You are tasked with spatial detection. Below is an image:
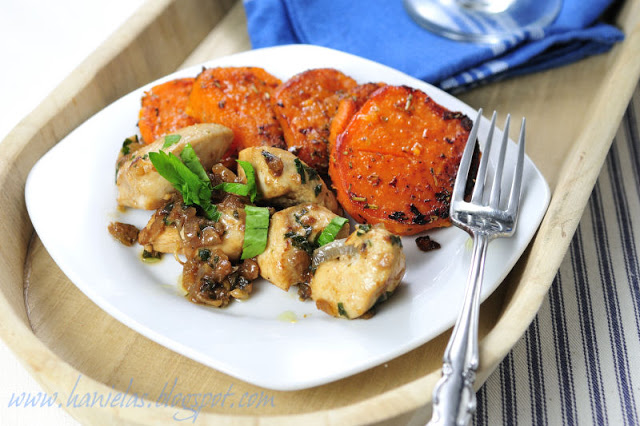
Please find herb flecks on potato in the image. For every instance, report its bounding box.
[138,78,199,145]
[331,85,473,236]
[272,68,358,174]
[186,67,285,168]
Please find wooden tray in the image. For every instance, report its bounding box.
[2,0,640,424]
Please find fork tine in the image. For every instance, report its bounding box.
[507,118,526,215]
[429,112,528,426]
[471,111,497,204]
[452,108,483,203]
[489,114,511,209]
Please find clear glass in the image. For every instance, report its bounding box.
[403,0,563,43]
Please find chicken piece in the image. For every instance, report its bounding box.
[138,194,246,261]
[116,123,233,210]
[196,196,245,261]
[311,224,405,319]
[256,203,349,292]
[238,146,339,214]
[139,218,181,253]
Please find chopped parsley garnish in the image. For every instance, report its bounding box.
[198,248,211,261]
[162,134,182,148]
[142,249,161,259]
[356,224,372,236]
[289,234,316,255]
[304,164,318,181]
[141,249,162,263]
[284,217,317,255]
[121,137,134,155]
[294,158,319,184]
[317,217,349,246]
[337,302,349,318]
[213,160,258,202]
[241,205,270,259]
[294,158,306,184]
[294,208,309,223]
[390,235,403,247]
[148,143,220,221]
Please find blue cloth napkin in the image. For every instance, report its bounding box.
[243,0,624,92]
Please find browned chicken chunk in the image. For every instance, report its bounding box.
[116,123,233,210]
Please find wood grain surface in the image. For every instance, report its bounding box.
[1,0,640,424]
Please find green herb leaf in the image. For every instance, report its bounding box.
[239,160,258,202]
[337,302,349,318]
[180,143,210,183]
[389,235,403,247]
[141,249,162,264]
[241,206,270,259]
[304,163,318,181]
[288,234,316,255]
[148,149,220,221]
[121,139,133,155]
[317,217,349,246]
[214,160,258,202]
[163,134,182,148]
[294,158,306,184]
[356,224,372,236]
[293,158,318,184]
[120,135,139,156]
[201,204,221,222]
[198,248,211,261]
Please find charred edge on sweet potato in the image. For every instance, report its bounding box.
[330,85,476,235]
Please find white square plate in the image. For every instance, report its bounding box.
[25,45,550,391]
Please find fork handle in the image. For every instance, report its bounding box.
[427,233,489,426]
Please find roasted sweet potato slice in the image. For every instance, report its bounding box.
[186,67,285,167]
[329,83,386,149]
[328,82,386,177]
[331,85,474,235]
[272,68,358,174]
[138,78,199,145]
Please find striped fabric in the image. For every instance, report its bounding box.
[473,82,640,425]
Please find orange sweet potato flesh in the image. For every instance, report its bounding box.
[138,78,199,144]
[272,68,358,174]
[186,67,285,166]
[329,82,386,168]
[331,85,474,235]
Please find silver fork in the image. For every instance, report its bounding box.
[427,109,526,426]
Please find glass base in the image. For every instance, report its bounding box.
[404,0,562,43]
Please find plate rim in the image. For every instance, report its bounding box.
[25,44,551,391]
